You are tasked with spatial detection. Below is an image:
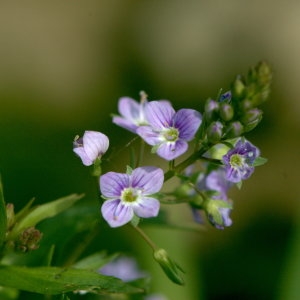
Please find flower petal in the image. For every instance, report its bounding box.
[118,97,141,122]
[73,147,93,166]
[136,126,162,146]
[101,199,134,227]
[144,101,175,129]
[83,131,109,161]
[173,109,202,141]
[131,167,164,194]
[112,116,138,133]
[156,140,188,160]
[133,197,160,218]
[100,172,130,198]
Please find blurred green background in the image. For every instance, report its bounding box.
[0,1,299,299]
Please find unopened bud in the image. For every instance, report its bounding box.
[207,121,223,143]
[153,249,185,285]
[232,76,246,99]
[241,108,263,132]
[219,103,234,121]
[204,99,219,121]
[224,121,244,138]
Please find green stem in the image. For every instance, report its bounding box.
[131,225,158,252]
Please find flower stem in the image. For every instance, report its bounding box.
[131,225,158,251]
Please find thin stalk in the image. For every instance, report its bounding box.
[131,225,158,252]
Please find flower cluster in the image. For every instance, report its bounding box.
[73,61,271,285]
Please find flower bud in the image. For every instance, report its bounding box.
[207,121,223,143]
[224,121,244,138]
[241,108,263,132]
[153,249,185,285]
[204,99,219,121]
[256,61,272,87]
[231,76,246,99]
[204,199,232,230]
[219,103,234,121]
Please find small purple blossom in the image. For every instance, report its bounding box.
[99,256,146,282]
[73,131,109,166]
[137,101,202,160]
[112,96,149,133]
[222,138,260,183]
[100,166,163,227]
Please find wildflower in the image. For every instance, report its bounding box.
[100,166,163,227]
[73,131,109,166]
[222,138,260,183]
[137,101,202,160]
[99,256,146,282]
[112,96,149,133]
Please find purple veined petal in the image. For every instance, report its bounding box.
[226,166,242,183]
[100,172,130,198]
[112,116,138,133]
[240,165,254,180]
[118,97,141,122]
[131,167,164,194]
[206,169,231,196]
[144,101,175,129]
[156,140,188,160]
[101,199,134,227]
[173,109,202,141]
[83,131,109,161]
[73,147,93,166]
[137,126,162,146]
[132,197,160,218]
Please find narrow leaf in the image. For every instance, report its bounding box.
[0,265,142,295]
[10,194,84,239]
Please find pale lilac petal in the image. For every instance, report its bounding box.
[174,109,202,141]
[73,147,93,166]
[118,97,141,122]
[83,131,109,161]
[101,199,134,227]
[156,140,188,160]
[133,197,160,218]
[100,172,130,198]
[112,116,138,133]
[131,167,164,194]
[144,101,175,129]
[136,126,162,146]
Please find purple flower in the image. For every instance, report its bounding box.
[100,166,163,227]
[112,97,149,133]
[99,256,146,282]
[73,131,109,166]
[222,138,260,183]
[137,101,202,160]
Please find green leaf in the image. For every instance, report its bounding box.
[0,265,143,295]
[0,177,7,247]
[10,194,84,239]
[73,252,119,271]
[252,156,268,167]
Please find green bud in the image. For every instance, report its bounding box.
[231,76,246,99]
[207,121,223,143]
[219,103,234,121]
[256,61,272,87]
[241,108,263,132]
[153,248,185,285]
[239,99,253,111]
[204,99,219,121]
[224,121,244,138]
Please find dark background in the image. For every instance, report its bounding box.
[0,1,299,299]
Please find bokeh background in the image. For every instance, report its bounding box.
[0,1,300,299]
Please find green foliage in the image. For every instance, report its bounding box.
[0,178,7,248]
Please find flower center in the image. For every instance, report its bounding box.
[230,154,244,168]
[162,127,179,142]
[121,188,139,203]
